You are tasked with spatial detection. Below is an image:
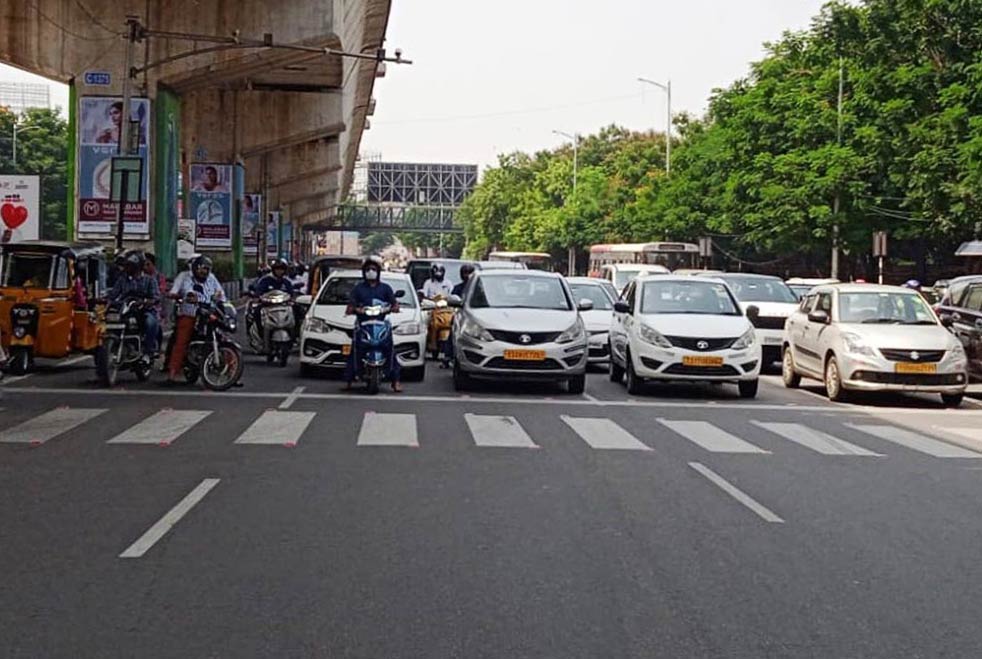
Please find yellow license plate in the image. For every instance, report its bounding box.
[342,345,352,356]
[504,349,546,361]
[895,362,936,374]
[682,355,724,367]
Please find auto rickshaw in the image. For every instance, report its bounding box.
[0,241,108,374]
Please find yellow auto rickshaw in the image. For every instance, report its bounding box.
[0,241,108,374]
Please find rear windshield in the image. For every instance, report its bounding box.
[719,276,798,303]
[569,283,613,310]
[409,261,477,290]
[316,277,416,308]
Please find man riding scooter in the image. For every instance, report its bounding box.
[344,258,402,393]
[106,250,161,366]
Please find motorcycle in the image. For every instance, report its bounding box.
[247,290,297,367]
[96,296,155,387]
[183,292,243,391]
[352,290,405,395]
[423,295,455,367]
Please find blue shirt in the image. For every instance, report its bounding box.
[349,281,398,310]
[254,274,295,296]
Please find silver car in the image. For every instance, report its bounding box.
[782,283,969,406]
[452,270,591,393]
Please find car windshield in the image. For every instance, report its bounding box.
[641,280,742,315]
[1,253,54,288]
[316,277,416,308]
[469,275,571,310]
[719,276,798,303]
[838,292,936,325]
[568,283,613,310]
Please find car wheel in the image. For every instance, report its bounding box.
[626,355,644,395]
[452,360,469,391]
[824,355,848,402]
[782,347,801,389]
[941,393,964,408]
[567,373,586,394]
[609,344,624,383]
[738,378,759,399]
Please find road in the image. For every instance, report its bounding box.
[4,333,982,658]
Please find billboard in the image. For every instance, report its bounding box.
[0,175,40,243]
[367,162,478,206]
[77,96,150,236]
[189,164,233,249]
[266,211,281,257]
[242,193,261,255]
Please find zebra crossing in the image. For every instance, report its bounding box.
[2,405,982,460]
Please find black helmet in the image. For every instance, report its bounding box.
[460,263,475,279]
[191,255,213,279]
[122,249,145,270]
[271,258,289,273]
[431,264,446,281]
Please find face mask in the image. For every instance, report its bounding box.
[365,270,379,282]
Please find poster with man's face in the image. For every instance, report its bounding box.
[242,194,261,255]
[189,164,233,249]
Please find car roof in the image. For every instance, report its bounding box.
[603,263,668,270]
[816,283,918,294]
[565,276,607,285]
[703,272,780,280]
[328,269,411,282]
[476,269,560,279]
[635,274,728,285]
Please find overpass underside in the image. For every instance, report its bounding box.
[0,0,391,273]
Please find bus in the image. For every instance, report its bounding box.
[588,242,700,274]
[487,251,553,270]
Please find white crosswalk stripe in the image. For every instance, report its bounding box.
[847,424,982,458]
[465,414,538,448]
[658,419,769,454]
[0,407,106,444]
[752,421,883,456]
[235,410,316,445]
[107,409,212,445]
[561,416,651,451]
[357,412,418,447]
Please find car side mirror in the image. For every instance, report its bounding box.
[295,295,312,306]
[746,305,760,322]
[808,309,830,324]
[420,299,436,310]
[614,301,631,314]
[974,317,982,331]
[395,289,406,299]
[577,298,594,312]
[448,295,463,308]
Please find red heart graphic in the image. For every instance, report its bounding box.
[1,203,28,230]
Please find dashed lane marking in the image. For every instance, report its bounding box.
[119,478,220,559]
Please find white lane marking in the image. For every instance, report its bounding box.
[465,414,538,448]
[279,386,306,410]
[561,416,651,451]
[0,407,106,444]
[932,427,982,452]
[235,410,316,445]
[752,421,883,456]
[107,409,211,445]
[658,419,769,454]
[582,392,600,402]
[689,462,784,524]
[357,412,418,447]
[119,478,220,559]
[847,424,982,458]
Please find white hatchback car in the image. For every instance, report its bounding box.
[609,276,762,397]
[782,283,969,406]
[298,270,427,381]
[566,277,616,365]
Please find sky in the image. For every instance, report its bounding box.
[1,0,831,168]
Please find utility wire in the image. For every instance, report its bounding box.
[72,0,120,35]
[25,0,120,41]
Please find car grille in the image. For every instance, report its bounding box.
[663,363,740,377]
[879,349,945,363]
[664,336,737,351]
[852,371,964,386]
[751,316,787,330]
[488,330,562,345]
[484,357,563,370]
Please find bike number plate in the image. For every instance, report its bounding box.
[104,324,126,330]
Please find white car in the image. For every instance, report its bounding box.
[700,273,799,366]
[298,270,427,381]
[567,277,616,365]
[599,263,669,295]
[609,275,762,397]
[782,283,969,406]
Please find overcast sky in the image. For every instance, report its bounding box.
[1,0,830,167]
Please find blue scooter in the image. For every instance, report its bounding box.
[352,290,405,395]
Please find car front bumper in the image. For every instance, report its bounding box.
[587,331,610,363]
[455,335,588,380]
[300,329,425,370]
[632,341,762,382]
[755,328,785,362]
[839,352,968,394]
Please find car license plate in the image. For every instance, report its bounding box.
[504,349,546,361]
[341,345,352,356]
[895,362,936,374]
[683,355,725,367]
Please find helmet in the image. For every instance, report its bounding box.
[271,258,289,273]
[122,249,145,270]
[903,279,921,289]
[293,262,306,275]
[191,255,213,280]
[431,264,446,281]
[460,263,476,279]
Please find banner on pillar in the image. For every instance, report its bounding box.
[177,219,196,260]
[77,96,151,237]
[0,175,41,243]
[189,164,233,249]
[266,211,281,257]
[242,194,261,255]
[282,221,293,259]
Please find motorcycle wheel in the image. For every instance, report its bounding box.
[365,365,381,395]
[201,345,243,391]
[7,347,33,376]
[98,338,120,387]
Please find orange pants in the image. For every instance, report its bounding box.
[167,316,196,378]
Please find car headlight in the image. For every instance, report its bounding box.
[303,316,331,334]
[841,332,875,357]
[394,321,422,335]
[556,318,586,344]
[461,319,494,342]
[949,340,966,358]
[731,327,756,350]
[639,323,673,348]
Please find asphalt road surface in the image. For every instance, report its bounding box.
[4,326,982,658]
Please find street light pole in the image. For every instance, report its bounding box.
[637,77,672,175]
[553,129,579,274]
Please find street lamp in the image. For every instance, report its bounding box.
[637,77,672,175]
[552,129,580,274]
[11,123,45,169]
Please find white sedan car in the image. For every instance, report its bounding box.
[298,270,427,381]
[567,277,616,365]
[782,283,968,406]
[609,275,762,397]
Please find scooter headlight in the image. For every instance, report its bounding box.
[13,326,27,338]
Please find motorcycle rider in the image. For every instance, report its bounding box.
[165,255,226,384]
[250,258,295,336]
[106,250,161,364]
[421,263,453,300]
[452,263,475,298]
[344,258,402,393]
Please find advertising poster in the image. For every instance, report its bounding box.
[266,211,281,257]
[189,164,233,249]
[0,175,41,243]
[281,221,293,260]
[177,219,196,260]
[78,96,150,236]
[242,194,261,256]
